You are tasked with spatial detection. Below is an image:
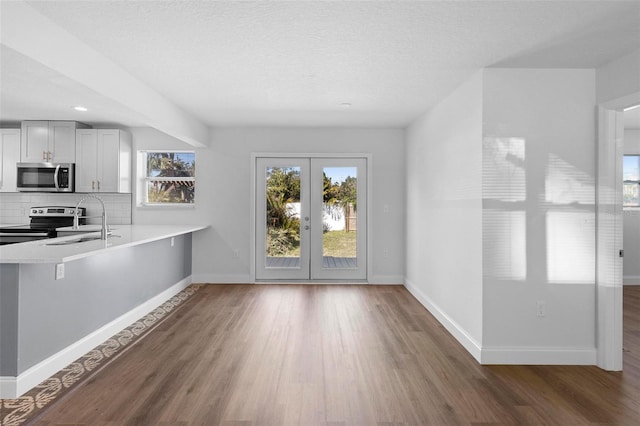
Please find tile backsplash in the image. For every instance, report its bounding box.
[0,193,132,225]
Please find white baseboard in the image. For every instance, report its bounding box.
[0,276,192,399]
[193,274,404,285]
[480,346,597,365]
[403,278,482,362]
[403,279,598,366]
[0,377,17,400]
[623,275,640,285]
[192,273,252,284]
[369,275,404,285]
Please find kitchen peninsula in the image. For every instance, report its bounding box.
[0,224,206,399]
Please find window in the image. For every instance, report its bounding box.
[624,155,640,207]
[142,151,195,205]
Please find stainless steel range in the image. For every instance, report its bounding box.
[0,206,86,245]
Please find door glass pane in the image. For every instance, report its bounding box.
[322,167,357,268]
[265,167,301,268]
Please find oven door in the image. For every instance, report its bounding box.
[17,163,75,192]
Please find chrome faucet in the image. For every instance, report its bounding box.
[74,194,108,240]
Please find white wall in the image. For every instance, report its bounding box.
[596,49,640,104]
[405,71,484,359]
[481,69,596,362]
[625,129,640,153]
[624,129,640,283]
[131,127,405,284]
[405,68,599,365]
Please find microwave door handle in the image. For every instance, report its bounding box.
[54,164,61,190]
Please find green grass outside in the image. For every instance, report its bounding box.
[281,230,357,258]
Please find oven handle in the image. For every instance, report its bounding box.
[54,164,61,191]
[0,232,50,237]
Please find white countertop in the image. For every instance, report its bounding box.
[0,224,207,264]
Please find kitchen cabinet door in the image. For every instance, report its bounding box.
[76,129,99,192]
[20,121,49,162]
[97,129,121,192]
[48,121,77,163]
[75,129,132,193]
[0,129,21,192]
[21,121,80,163]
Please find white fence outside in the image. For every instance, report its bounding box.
[286,202,346,231]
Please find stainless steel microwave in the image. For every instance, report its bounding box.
[16,163,75,192]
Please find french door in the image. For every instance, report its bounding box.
[255,157,367,281]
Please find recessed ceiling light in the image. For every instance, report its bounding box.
[72,105,88,112]
[340,102,352,108]
[623,104,640,112]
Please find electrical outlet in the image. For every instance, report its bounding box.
[55,263,65,280]
[536,300,546,317]
[383,204,390,213]
[233,249,240,258]
[383,250,389,258]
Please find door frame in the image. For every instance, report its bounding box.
[597,91,640,370]
[251,152,373,283]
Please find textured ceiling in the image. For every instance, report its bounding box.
[1,1,639,131]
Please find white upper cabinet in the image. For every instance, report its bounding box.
[76,129,132,193]
[76,129,98,192]
[20,121,49,162]
[0,129,21,192]
[21,121,88,163]
[48,121,78,163]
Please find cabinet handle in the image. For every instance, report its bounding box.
[42,151,46,161]
[48,151,52,161]
[97,181,100,191]
[92,181,95,191]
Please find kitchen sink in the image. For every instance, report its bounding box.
[44,235,118,246]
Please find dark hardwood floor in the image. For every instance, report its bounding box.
[32,285,640,425]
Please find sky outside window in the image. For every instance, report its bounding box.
[624,155,639,181]
[324,167,357,184]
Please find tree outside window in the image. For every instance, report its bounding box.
[145,151,195,204]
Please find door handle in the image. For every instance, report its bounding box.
[53,164,60,190]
